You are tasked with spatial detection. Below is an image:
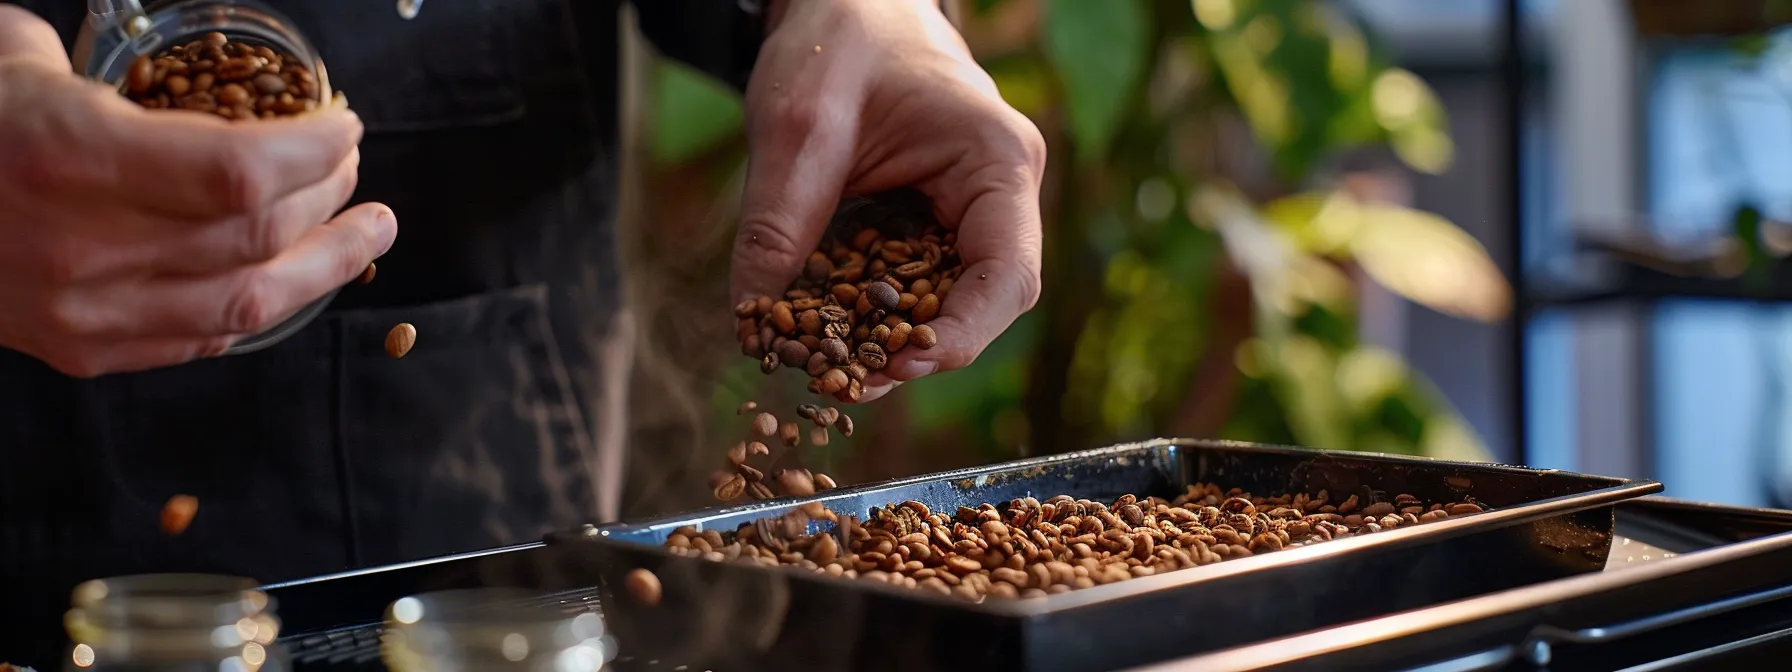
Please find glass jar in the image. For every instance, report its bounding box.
[381,589,615,672]
[71,0,338,356]
[61,573,290,672]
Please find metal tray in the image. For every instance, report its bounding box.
[547,439,1659,672]
[1138,496,1792,672]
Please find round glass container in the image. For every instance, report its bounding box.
[61,573,289,672]
[381,589,614,672]
[73,0,339,356]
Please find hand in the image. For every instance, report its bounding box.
[0,6,394,378]
[730,0,1045,403]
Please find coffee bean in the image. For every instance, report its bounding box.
[737,401,758,415]
[748,441,771,457]
[357,262,377,284]
[831,284,859,305]
[753,412,779,437]
[810,426,830,447]
[819,368,849,395]
[844,361,870,381]
[385,323,417,358]
[767,301,795,333]
[747,482,776,500]
[815,407,840,427]
[127,55,155,94]
[736,464,764,482]
[856,342,888,370]
[777,469,817,497]
[1446,502,1484,515]
[806,351,831,377]
[711,471,746,501]
[865,282,900,311]
[779,422,801,447]
[727,441,748,465]
[886,323,912,352]
[834,414,854,437]
[252,72,287,94]
[814,473,838,490]
[760,352,781,374]
[776,339,811,368]
[624,568,662,606]
[913,293,940,323]
[160,494,199,536]
[735,300,761,318]
[912,324,939,350]
[821,338,851,365]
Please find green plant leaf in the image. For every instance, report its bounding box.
[652,61,744,166]
[1348,202,1511,322]
[1041,0,1150,161]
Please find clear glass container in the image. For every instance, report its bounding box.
[381,589,615,672]
[60,574,290,672]
[72,0,338,356]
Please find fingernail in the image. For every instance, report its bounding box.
[374,207,398,255]
[889,358,937,381]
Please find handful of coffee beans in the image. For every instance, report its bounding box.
[737,191,952,402]
[665,484,1487,602]
[120,32,339,120]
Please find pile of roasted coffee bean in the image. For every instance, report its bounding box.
[711,402,849,504]
[736,195,952,402]
[120,32,338,120]
[665,484,1486,601]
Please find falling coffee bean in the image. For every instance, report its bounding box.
[810,426,830,447]
[358,262,377,284]
[748,441,771,457]
[711,471,746,501]
[834,414,854,437]
[737,401,758,415]
[727,441,748,465]
[624,568,663,606]
[159,494,199,536]
[747,482,776,500]
[776,468,817,497]
[814,473,838,490]
[753,413,779,437]
[779,422,800,447]
[385,323,416,359]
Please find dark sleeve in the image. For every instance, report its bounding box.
[631,0,765,91]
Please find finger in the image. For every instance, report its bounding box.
[100,103,364,219]
[45,335,236,379]
[106,202,395,338]
[0,5,70,68]
[880,188,1042,382]
[729,89,860,305]
[156,147,360,273]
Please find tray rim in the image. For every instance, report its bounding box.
[577,437,1663,618]
[1133,498,1792,672]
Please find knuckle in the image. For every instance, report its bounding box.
[38,291,94,337]
[760,96,824,139]
[210,140,271,212]
[234,207,283,263]
[220,269,276,333]
[733,216,806,275]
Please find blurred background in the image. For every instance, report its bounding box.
[613,0,1792,517]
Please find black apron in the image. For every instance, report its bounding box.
[0,0,763,664]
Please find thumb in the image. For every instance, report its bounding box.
[0,5,71,70]
[729,94,857,305]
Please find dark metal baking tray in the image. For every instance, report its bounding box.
[262,438,1657,671]
[547,438,1659,672]
[1139,496,1792,672]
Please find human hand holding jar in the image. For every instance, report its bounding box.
[0,3,392,378]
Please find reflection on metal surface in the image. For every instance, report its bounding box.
[1603,535,1680,571]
